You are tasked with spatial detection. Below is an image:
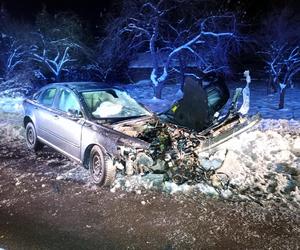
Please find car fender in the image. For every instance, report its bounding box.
[23,99,38,128]
[80,121,149,167]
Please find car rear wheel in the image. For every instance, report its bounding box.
[89,145,116,187]
[25,122,44,152]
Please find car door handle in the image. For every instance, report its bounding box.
[53,114,59,119]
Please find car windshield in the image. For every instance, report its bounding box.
[81,89,151,119]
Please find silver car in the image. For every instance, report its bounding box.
[23,82,153,186]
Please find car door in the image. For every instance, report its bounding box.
[34,87,59,144]
[51,88,84,161]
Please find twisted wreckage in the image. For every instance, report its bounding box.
[110,71,260,186]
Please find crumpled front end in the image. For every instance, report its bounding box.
[110,110,260,186]
[109,73,260,185]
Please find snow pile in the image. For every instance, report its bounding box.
[110,174,220,197]
[0,97,24,143]
[56,166,90,183]
[214,126,300,204]
[0,97,24,113]
[0,97,25,143]
[257,118,300,133]
[110,174,165,193]
[0,119,24,142]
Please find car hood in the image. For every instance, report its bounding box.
[111,115,158,138]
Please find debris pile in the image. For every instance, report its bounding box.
[114,118,231,187]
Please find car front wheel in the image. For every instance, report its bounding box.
[89,145,116,187]
[25,122,44,152]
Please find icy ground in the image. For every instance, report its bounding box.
[0,80,300,208]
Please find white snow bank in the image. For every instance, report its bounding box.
[0,97,24,113]
[0,118,24,142]
[214,126,300,202]
[0,97,25,143]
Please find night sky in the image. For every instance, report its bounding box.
[0,0,299,24]
[0,0,112,22]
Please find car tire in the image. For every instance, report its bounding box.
[25,122,44,152]
[89,145,116,187]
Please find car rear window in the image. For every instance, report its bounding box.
[39,88,57,107]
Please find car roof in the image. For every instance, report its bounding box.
[45,82,124,92]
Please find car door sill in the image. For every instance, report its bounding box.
[38,136,82,164]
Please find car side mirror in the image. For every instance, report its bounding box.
[67,108,83,119]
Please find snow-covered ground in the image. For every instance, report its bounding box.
[125,79,300,119]
[0,96,23,113]
[0,80,300,208]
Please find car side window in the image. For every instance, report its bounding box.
[58,89,81,114]
[40,88,57,107]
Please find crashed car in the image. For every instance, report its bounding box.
[23,79,260,186]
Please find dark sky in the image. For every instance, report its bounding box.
[0,0,299,23]
[0,0,113,22]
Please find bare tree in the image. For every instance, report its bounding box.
[123,1,237,98]
[95,17,145,81]
[0,35,29,80]
[30,33,80,81]
[277,46,300,109]
[0,7,31,80]
[259,7,300,109]
[30,9,87,81]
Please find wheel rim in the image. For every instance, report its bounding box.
[27,127,35,145]
[92,154,103,181]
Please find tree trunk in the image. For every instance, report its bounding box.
[278,86,286,109]
[179,56,186,92]
[55,74,61,82]
[267,75,273,95]
[154,82,163,99]
[272,77,278,93]
[268,75,278,94]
